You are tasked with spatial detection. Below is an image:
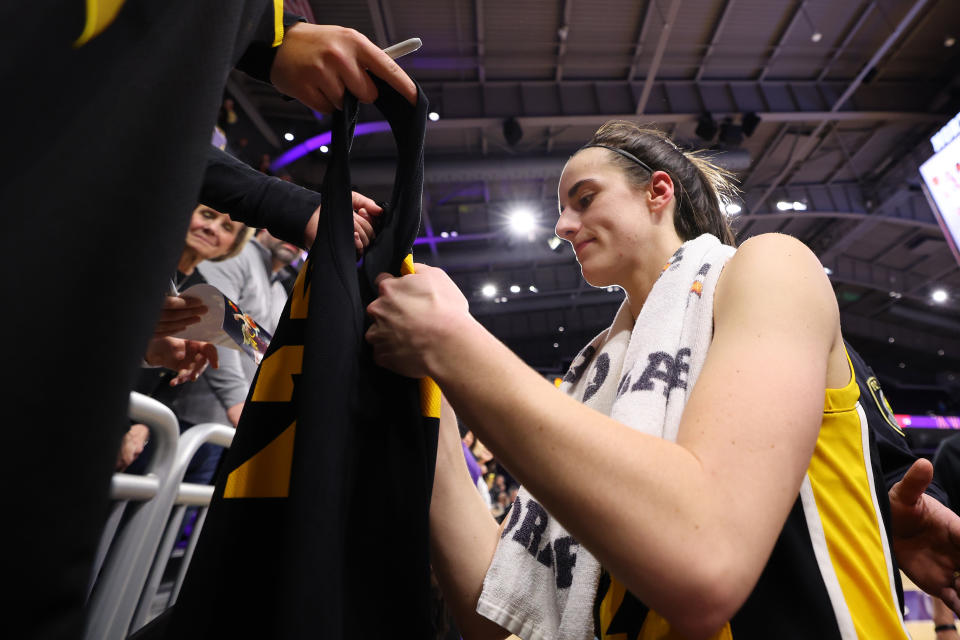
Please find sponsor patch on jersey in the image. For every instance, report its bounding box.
[867,376,904,435]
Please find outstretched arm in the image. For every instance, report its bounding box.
[367,234,838,639]
[202,146,382,252]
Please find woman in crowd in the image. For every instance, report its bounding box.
[365,121,946,639]
[120,204,252,477]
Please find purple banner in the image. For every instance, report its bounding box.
[896,414,960,430]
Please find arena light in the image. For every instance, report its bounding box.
[775,200,807,212]
[508,207,537,235]
[481,283,497,298]
[528,285,539,293]
[510,284,521,293]
[428,111,440,122]
[284,132,295,141]
[932,289,949,303]
[724,202,742,215]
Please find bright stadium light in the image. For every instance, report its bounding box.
[724,202,742,215]
[481,283,497,298]
[508,207,536,235]
[932,289,949,303]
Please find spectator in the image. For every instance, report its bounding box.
[124,204,252,481]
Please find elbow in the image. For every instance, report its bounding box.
[655,550,752,640]
[671,589,741,640]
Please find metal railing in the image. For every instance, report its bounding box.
[84,393,234,640]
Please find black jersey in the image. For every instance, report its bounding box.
[169,77,437,638]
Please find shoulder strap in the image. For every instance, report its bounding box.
[320,74,429,305]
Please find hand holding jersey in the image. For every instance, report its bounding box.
[300,190,383,254]
[366,263,472,379]
[270,23,418,113]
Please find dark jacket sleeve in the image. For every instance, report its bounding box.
[200,145,320,247]
[234,10,308,83]
[846,341,949,504]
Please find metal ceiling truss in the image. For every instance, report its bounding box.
[694,0,736,82]
[635,0,684,114]
[816,0,878,82]
[749,0,932,213]
[426,78,941,124]
[757,0,808,83]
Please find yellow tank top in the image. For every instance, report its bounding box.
[595,348,910,639]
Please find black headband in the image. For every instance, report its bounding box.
[579,143,686,212]
[579,144,654,174]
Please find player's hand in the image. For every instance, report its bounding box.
[365,264,470,378]
[889,458,960,614]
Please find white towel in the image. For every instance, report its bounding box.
[476,233,736,640]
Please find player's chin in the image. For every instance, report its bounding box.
[578,264,614,290]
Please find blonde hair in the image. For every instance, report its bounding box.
[211,224,254,262]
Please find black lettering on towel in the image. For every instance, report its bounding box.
[505,497,581,590]
[582,353,610,403]
[631,348,691,398]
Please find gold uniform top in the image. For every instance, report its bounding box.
[594,348,910,640]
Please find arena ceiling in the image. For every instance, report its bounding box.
[226,0,960,404]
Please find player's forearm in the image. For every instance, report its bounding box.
[428,397,509,640]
